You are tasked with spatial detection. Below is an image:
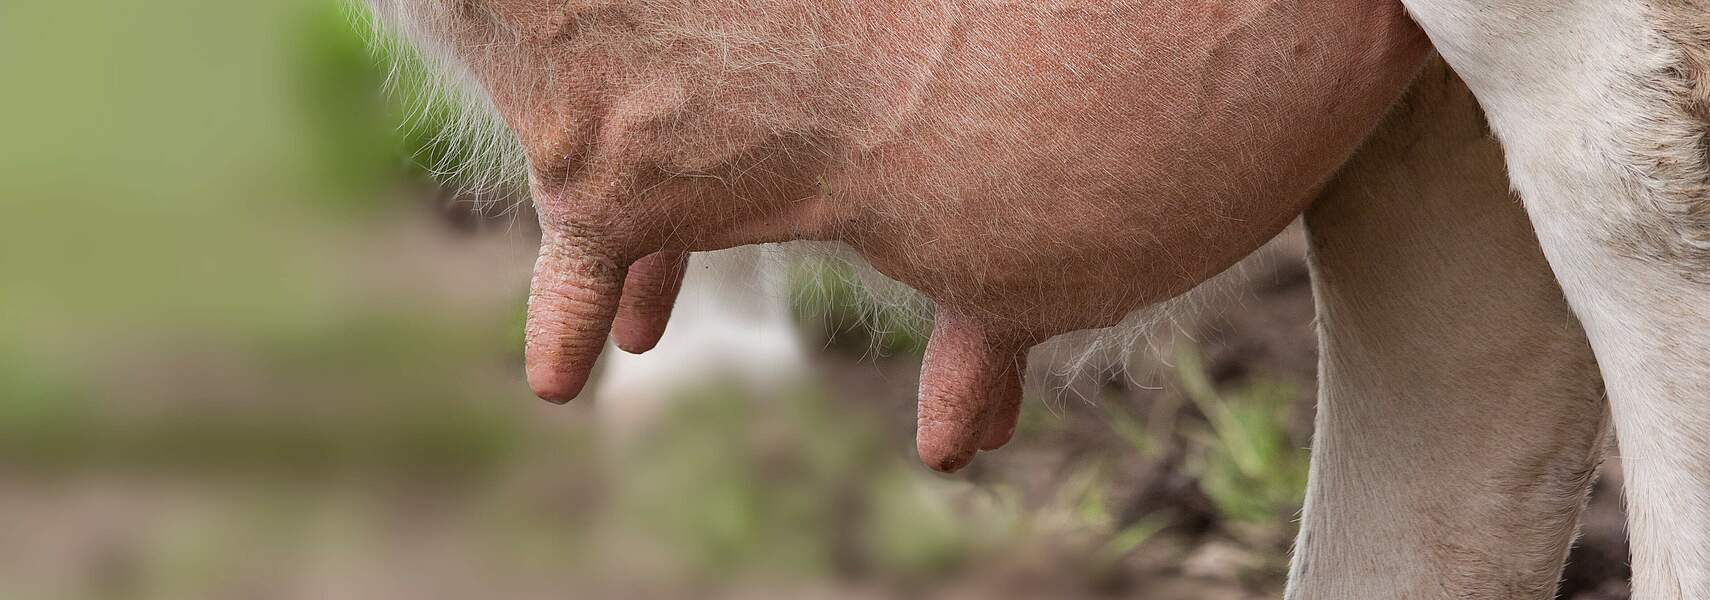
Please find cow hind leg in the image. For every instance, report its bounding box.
[1287,60,1610,599]
[1400,0,1710,596]
[592,246,808,435]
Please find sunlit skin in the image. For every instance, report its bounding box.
[416,0,1430,471]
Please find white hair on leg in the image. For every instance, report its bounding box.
[1401,0,1710,595]
[1287,58,1607,599]
[593,245,809,437]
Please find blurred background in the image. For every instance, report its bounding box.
[0,1,1631,598]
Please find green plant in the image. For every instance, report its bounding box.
[1175,346,1309,526]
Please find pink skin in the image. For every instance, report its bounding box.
[610,251,687,354]
[420,0,1430,471]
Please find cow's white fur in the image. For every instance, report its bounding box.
[1391,1,1710,597]
[1287,59,1610,599]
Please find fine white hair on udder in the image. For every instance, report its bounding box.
[357,0,528,210]
[773,229,1300,401]
[1030,227,1303,398]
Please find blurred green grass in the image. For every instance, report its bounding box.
[0,0,513,467]
[1175,348,1308,526]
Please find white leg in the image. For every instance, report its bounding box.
[1399,1,1710,595]
[1287,61,1609,599]
[592,245,808,433]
